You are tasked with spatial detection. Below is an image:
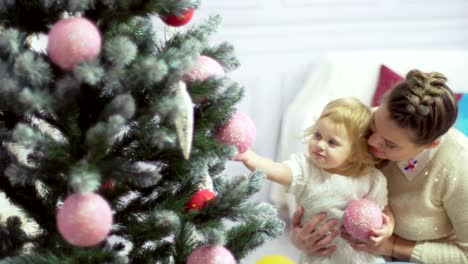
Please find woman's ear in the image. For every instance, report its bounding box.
[427,139,440,149]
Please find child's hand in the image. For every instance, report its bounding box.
[341,212,395,256]
[368,212,394,246]
[341,224,395,256]
[232,149,253,162]
[232,150,291,185]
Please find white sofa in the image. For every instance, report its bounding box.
[272,50,468,215]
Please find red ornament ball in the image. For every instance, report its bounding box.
[161,8,194,27]
[187,245,236,264]
[342,199,383,241]
[216,111,256,154]
[56,192,113,247]
[186,189,216,211]
[47,17,102,70]
[184,55,225,82]
[102,179,116,190]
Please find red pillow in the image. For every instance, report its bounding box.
[371,65,462,106]
[371,65,404,107]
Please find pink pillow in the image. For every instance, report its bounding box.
[371,65,462,106]
[371,65,404,107]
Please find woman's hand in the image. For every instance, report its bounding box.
[289,207,340,257]
[340,212,395,256]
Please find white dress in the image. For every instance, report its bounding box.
[284,153,388,264]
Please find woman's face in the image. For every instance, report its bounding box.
[367,103,429,161]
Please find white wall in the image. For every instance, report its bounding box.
[189,0,468,201]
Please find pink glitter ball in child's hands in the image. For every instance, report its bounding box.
[47,17,102,70]
[216,111,256,154]
[342,199,383,241]
[57,192,113,247]
[187,245,236,264]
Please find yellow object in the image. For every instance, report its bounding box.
[256,255,295,264]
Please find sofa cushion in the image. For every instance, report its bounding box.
[455,94,468,136]
[371,65,404,107]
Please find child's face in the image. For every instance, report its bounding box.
[307,117,352,170]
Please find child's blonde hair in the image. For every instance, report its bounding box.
[304,97,376,176]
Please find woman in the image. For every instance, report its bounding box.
[289,70,468,263]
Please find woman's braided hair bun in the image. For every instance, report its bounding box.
[405,70,448,117]
[384,69,457,145]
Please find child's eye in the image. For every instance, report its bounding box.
[328,140,337,146]
[313,132,321,139]
[385,142,396,149]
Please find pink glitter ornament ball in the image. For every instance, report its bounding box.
[185,55,225,82]
[216,111,256,154]
[57,192,113,247]
[187,245,236,264]
[47,17,102,70]
[343,199,383,241]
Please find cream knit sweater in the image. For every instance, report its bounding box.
[382,128,468,264]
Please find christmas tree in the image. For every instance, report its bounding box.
[0,1,284,263]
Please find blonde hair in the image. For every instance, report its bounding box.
[382,70,458,145]
[304,97,376,176]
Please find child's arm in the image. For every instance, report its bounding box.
[234,149,292,187]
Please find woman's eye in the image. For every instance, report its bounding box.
[314,132,321,139]
[328,140,336,146]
